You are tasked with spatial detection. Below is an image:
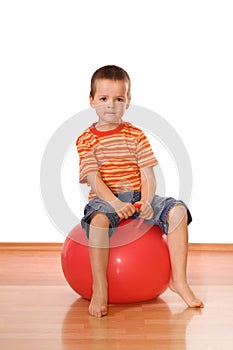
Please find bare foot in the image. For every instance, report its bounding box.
[89,284,108,318]
[169,279,204,308]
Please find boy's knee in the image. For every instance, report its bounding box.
[89,213,110,248]
[91,212,110,228]
[167,205,188,228]
[168,204,187,218]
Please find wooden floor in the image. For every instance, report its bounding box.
[0,246,233,349]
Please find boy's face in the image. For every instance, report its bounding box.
[90,79,130,128]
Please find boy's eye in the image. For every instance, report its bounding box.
[116,98,124,102]
[100,97,107,101]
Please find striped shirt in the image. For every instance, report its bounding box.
[76,122,158,200]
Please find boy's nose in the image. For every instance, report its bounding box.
[107,100,115,108]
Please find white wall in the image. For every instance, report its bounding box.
[1,0,232,243]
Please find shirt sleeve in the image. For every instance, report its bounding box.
[136,131,158,169]
[76,132,99,184]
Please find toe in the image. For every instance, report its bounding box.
[196,300,204,308]
[101,306,108,316]
[189,298,204,308]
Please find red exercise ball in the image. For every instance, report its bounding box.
[61,219,171,303]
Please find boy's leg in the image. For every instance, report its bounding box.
[166,205,204,308]
[88,213,110,318]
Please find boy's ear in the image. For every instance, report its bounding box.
[89,95,94,108]
[126,98,131,109]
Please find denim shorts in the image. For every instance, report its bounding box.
[81,191,192,238]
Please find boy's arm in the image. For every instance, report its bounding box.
[135,167,156,220]
[86,172,136,220]
[140,167,156,204]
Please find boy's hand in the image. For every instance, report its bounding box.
[110,199,136,220]
[134,200,154,220]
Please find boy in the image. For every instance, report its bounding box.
[76,65,204,318]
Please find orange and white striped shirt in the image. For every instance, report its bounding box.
[76,122,158,200]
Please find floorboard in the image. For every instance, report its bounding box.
[0,248,233,349]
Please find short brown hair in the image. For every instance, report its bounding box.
[90,65,131,99]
